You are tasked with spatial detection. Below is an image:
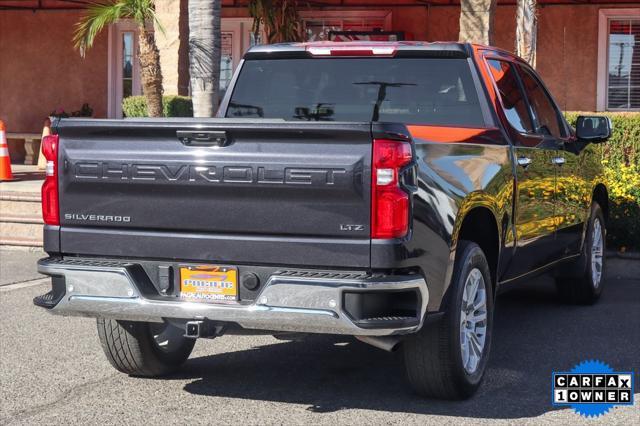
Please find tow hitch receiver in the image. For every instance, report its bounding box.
[184,321,203,338]
[183,320,225,339]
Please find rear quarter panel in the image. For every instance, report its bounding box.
[373,127,515,312]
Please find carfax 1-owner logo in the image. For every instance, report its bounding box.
[552,360,635,418]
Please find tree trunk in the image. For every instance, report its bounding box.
[188,0,221,117]
[516,0,537,67]
[138,24,164,117]
[459,0,497,45]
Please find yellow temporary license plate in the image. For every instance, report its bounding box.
[179,265,238,302]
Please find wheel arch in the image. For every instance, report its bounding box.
[451,204,503,294]
[592,183,609,224]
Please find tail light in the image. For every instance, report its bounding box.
[371,139,412,239]
[41,134,59,225]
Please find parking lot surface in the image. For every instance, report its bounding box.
[0,249,638,425]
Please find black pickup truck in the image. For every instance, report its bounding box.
[35,42,612,399]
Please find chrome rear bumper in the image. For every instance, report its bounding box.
[36,258,429,336]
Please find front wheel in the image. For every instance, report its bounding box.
[96,319,195,377]
[403,240,494,399]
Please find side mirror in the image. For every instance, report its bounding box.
[575,115,612,143]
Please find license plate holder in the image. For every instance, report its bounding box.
[179,265,238,302]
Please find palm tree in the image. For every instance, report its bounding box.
[249,0,304,44]
[74,0,164,117]
[516,0,537,67]
[188,0,221,117]
[459,0,497,45]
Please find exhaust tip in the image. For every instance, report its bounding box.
[355,335,402,352]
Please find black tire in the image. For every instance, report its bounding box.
[403,240,494,400]
[96,319,195,377]
[556,202,606,305]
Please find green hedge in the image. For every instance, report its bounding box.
[564,112,640,251]
[122,95,193,117]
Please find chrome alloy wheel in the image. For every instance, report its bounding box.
[591,217,604,288]
[150,321,186,353]
[460,268,488,374]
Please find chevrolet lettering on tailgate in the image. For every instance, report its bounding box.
[73,162,349,186]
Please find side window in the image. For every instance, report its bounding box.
[518,66,565,138]
[486,59,533,134]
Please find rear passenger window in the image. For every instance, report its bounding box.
[486,60,533,134]
[518,66,565,138]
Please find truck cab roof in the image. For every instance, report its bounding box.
[244,40,474,59]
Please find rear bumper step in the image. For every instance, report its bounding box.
[36,258,429,336]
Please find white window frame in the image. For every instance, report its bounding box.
[107,20,142,118]
[597,8,640,111]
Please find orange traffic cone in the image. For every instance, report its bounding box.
[37,117,51,170]
[0,119,15,181]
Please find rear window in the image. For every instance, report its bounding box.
[226,58,485,126]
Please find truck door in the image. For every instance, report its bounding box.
[515,64,588,257]
[484,59,560,280]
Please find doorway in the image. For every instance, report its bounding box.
[220,18,254,98]
[108,20,142,118]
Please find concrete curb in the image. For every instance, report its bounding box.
[0,278,49,292]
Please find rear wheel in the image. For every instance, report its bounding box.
[403,240,493,399]
[96,319,195,377]
[556,202,606,305]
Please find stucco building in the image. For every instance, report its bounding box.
[1,0,639,135]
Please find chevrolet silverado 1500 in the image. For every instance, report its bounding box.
[35,42,612,399]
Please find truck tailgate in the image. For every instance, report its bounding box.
[56,119,372,268]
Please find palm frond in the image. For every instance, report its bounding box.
[152,11,166,37]
[73,1,127,56]
[135,0,165,36]
[123,0,160,28]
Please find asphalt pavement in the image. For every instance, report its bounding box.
[0,248,638,425]
[0,248,44,286]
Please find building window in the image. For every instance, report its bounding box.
[220,32,234,91]
[300,10,392,42]
[598,9,640,111]
[108,20,141,117]
[122,32,134,99]
[607,18,640,110]
[304,17,387,41]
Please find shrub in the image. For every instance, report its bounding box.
[564,112,640,251]
[50,103,93,118]
[122,95,193,117]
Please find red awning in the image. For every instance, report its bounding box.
[0,1,100,10]
[2,0,638,9]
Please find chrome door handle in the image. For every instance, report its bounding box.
[517,156,532,168]
[552,157,565,166]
